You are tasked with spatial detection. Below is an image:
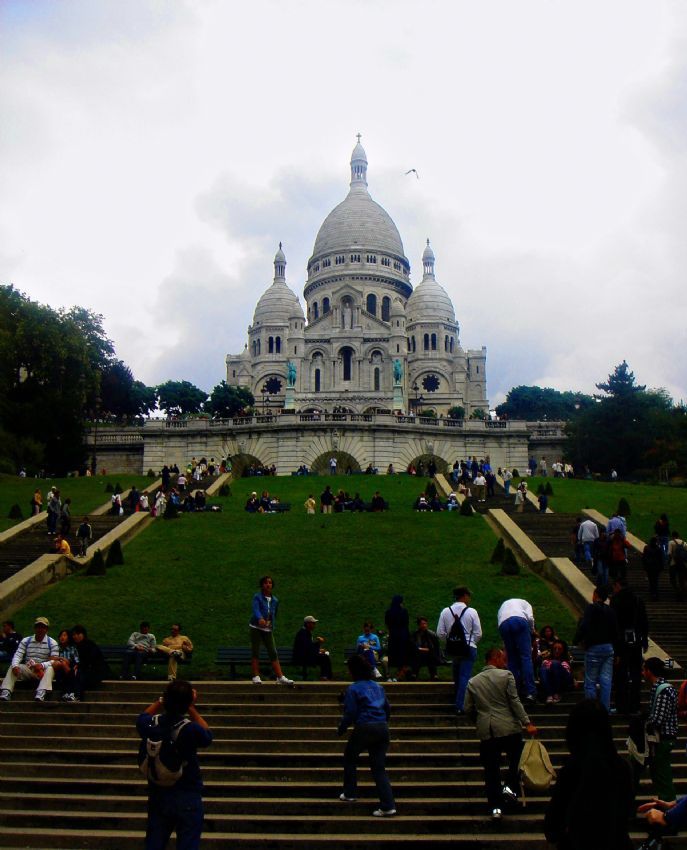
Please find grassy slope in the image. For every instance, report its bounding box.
[521,476,687,542]
[0,474,154,532]
[10,474,576,677]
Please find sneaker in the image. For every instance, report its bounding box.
[552,694,561,703]
[171,650,183,658]
[339,794,357,802]
[130,675,137,681]
[638,840,663,850]
[276,675,294,686]
[35,690,46,702]
[373,668,383,679]
[491,808,503,820]
[61,693,76,702]
[251,676,263,684]
[0,689,10,701]
[502,785,518,805]
[546,695,554,704]
[372,808,397,817]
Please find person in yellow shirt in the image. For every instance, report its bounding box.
[304,495,316,515]
[156,623,194,680]
[54,535,72,556]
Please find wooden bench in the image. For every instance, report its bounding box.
[215,646,296,680]
[101,645,192,679]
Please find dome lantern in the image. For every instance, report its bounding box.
[350,133,368,189]
[274,242,286,281]
[422,239,435,278]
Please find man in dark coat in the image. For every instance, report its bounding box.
[292,616,332,679]
[610,578,648,715]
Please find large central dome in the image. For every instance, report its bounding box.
[309,139,406,261]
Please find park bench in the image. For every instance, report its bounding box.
[100,645,193,678]
[215,646,299,679]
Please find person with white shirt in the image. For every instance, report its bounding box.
[0,616,59,702]
[437,587,482,714]
[578,517,600,568]
[497,598,536,702]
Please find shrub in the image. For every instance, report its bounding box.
[219,483,231,497]
[147,468,156,477]
[459,499,473,516]
[501,548,520,575]
[512,468,520,478]
[86,550,106,576]
[447,406,465,420]
[490,538,506,564]
[114,482,123,495]
[544,482,554,496]
[470,408,487,420]
[617,497,631,517]
[418,409,437,418]
[105,483,114,493]
[8,503,23,520]
[536,483,545,495]
[106,540,124,567]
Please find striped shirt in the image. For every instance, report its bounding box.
[11,634,59,667]
[649,679,679,739]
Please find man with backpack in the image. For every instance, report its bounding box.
[137,679,213,850]
[436,586,482,714]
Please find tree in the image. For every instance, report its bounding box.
[156,380,208,417]
[206,382,254,418]
[496,385,594,420]
[566,361,674,476]
[100,360,156,421]
[447,405,465,420]
[595,360,645,399]
[470,408,487,420]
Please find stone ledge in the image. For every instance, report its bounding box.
[581,508,645,552]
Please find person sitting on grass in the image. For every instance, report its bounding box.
[156,624,194,682]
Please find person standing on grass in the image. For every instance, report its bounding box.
[249,575,293,685]
[137,680,212,850]
[337,654,396,817]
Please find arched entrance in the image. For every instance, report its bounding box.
[311,451,361,475]
[230,453,268,478]
[406,454,449,476]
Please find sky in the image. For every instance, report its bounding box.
[1,0,686,406]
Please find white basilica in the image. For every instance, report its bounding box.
[225,138,489,417]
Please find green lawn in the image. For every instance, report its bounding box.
[520,476,687,542]
[0,473,155,533]
[9,474,577,678]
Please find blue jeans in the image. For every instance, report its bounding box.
[146,788,203,850]
[499,617,535,697]
[539,661,573,698]
[453,646,477,710]
[584,643,614,710]
[343,722,395,811]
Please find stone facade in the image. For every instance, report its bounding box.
[225,138,488,417]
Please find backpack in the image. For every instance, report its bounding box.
[519,738,556,800]
[445,606,471,659]
[674,542,687,570]
[138,715,191,787]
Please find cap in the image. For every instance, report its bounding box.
[34,617,49,627]
[303,615,319,624]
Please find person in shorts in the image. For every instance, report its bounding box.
[249,575,293,685]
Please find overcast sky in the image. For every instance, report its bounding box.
[2,0,686,405]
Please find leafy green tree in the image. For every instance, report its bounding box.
[206,382,254,418]
[100,360,156,421]
[447,405,465,420]
[566,361,674,475]
[156,380,208,416]
[496,385,594,420]
[470,408,487,420]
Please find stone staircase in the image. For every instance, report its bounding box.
[0,681,684,849]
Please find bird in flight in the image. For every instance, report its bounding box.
[405,168,419,179]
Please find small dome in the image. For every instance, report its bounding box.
[274,242,286,263]
[253,281,304,324]
[406,242,455,324]
[390,298,405,317]
[406,278,455,324]
[351,139,367,164]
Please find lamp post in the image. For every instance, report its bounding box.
[261,385,268,413]
[412,382,419,410]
